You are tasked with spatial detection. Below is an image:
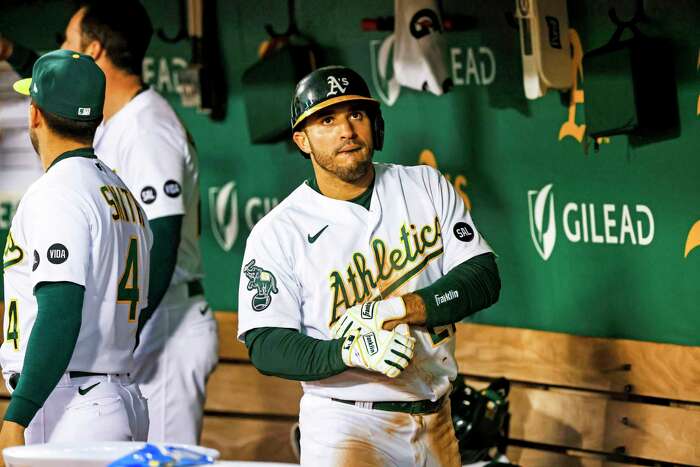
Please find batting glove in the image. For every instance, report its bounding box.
[331,297,410,339]
[339,327,416,378]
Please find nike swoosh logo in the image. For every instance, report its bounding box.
[200,305,210,315]
[308,225,329,244]
[78,382,100,396]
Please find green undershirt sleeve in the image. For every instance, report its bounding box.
[4,282,83,427]
[245,327,347,381]
[137,215,182,339]
[416,253,501,328]
[7,42,39,79]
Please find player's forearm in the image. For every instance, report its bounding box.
[137,215,182,336]
[5,42,38,79]
[4,282,83,427]
[411,252,501,328]
[245,327,347,381]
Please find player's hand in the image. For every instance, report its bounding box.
[383,293,427,330]
[339,327,415,378]
[0,420,25,466]
[0,35,14,62]
[331,297,410,339]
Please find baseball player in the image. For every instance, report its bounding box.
[237,66,501,467]
[0,50,151,452]
[0,2,219,443]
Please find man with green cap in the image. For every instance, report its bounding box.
[1,2,218,444]
[0,49,151,450]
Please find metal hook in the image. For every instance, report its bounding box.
[265,0,299,38]
[157,0,189,43]
[608,0,646,42]
[608,0,646,27]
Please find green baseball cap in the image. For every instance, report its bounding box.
[13,49,105,121]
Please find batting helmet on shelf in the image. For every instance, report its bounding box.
[290,65,384,157]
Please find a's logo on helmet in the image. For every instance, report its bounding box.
[326,76,349,96]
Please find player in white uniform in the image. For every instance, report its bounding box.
[0,50,150,452]
[67,2,217,443]
[237,66,501,466]
[0,2,217,444]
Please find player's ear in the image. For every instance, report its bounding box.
[29,102,41,129]
[292,130,312,155]
[83,39,104,62]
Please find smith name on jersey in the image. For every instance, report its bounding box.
[238,163,492,402]
[1,151,152,376]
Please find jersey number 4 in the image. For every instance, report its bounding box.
[5,300,19,351]
[117,237,140,322]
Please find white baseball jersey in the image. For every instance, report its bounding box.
[238,163,492,402]
[93,88,202,287]
[393,0,452,95]
[1,151,152,374]
[93,87,217,445]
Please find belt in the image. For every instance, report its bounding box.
[331,395,446,415]
[9,371,117,390]
[187,279,204,297]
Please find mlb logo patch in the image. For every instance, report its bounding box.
[78,107,91,116]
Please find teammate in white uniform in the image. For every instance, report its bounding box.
[237,66,501,466]
[1,2,218,443]
[67,3,217,443]
[0,50,151,451]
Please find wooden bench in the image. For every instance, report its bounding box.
[206,313,700,466]
[0,311,699,465]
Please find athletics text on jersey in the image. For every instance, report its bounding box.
[237,163,493,402]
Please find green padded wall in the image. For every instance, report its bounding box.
[1,0,698,345]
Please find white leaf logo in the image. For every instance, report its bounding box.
[208,181,239,252]
[528,183,556,260]
[368,37,401,106]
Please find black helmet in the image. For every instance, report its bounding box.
[290,65,384,155]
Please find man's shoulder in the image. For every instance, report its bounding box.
[21,168,85,210]
[246,183,311,243]
[112,89,186,139]
[375,162,440,186]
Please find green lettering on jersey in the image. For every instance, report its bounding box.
[101,185,145,226]
[2,232,24,271]
[428,324,456,346]
[328,216,443,325]
[117,237,140,322]
[6,300,19,350]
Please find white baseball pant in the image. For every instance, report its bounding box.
[4,373,149,443]
[132,286,218,444]
[299,392,461,467]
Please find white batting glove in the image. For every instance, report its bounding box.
[339,327,416,378]
[331,297,410,339]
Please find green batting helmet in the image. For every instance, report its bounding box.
[290,66,384,155]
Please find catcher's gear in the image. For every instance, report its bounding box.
[339,326,415,378]
[290,65,385,156]
[331,297,409,339]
